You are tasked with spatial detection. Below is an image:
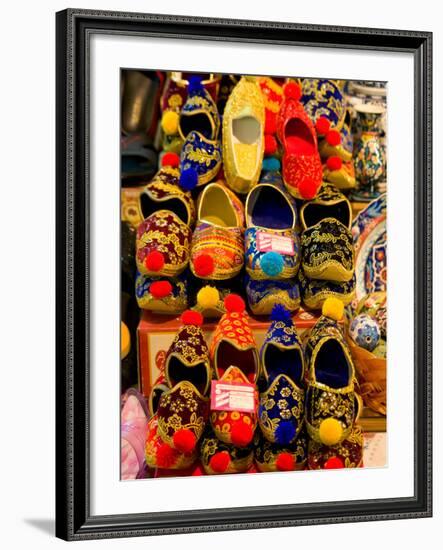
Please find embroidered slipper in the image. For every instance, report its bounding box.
[163,310,211,396]
[135,271,189,314]
[222,76,265,194]
[323,159,356,191]
[139,153,196,226]
[245,171,301,280]
[317,112,354,163]
[258,305,305,444]
[298,268,355,310]
[254,429,307,472]
[121,388,149,480]
[210,366,257,447]
[304,298,359,446]
[245,275,301,316]
[300,79,347,133]
[194,282,242,319]
[190,181,245,280]
[210,294,260,384]
[307,425,363,469]
[200,430,254,475]
[179,131,222,190]
[156,380,210,454]
[178,75,220,142]
[277,81,323,200]
[145,415,198,471]
[300,182,352,232]
[136,210,192,278]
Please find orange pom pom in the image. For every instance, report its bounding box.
[161,152,180,168]
[265,111,277,134]
[150,280,173,299]
[181,310,203,327]
[298,178,318,200]
[193,254,214,277]
[276,452,295,471]
[157,442,177,468]
[209,451,231,473]
[315,116,330,135]
[231,422,253,447]
[284,81,301,101]
[264,134,277,155]
[326,130,341,146]
[144,250,165,272]
[224,293,245,313]
[173,429,197,453]
[326,156,343,171]
[324,456,344,469]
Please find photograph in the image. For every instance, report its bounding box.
[120,72,388,480]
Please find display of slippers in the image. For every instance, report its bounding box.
[190,181,245,280]
[245,275,301,316]
[277,81,323,200]
[200,429,254,475]
[307,425,363,469]
[254,429,307,472]
[210,294,260,383]
[258,305,305,445]
[300,183,355,282]
[222,76,265,194]
[304,298,360,447]
[244,171,301,281]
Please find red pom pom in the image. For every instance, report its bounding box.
[144,250,165,272]
[298,178,318,200]
[209,451,231,473]
[324,456,344,469]
[231,422,253,447]
[264,134,277,155]
[276,452,295,471]
[326,130,341,146]
[326,156,343,171]
[173,429,197,453]
[315,116,330,135]
[264,111,277,134]
[157,442,177,468]
[180,310,203,327]
[161,152,180,168]
[193,254,214,277]
[150,280,173,299]
[284,81,301,101]
[224,293,246,313]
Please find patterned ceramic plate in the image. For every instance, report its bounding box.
[351,194,387,300]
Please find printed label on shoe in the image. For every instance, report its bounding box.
[210,380,256,413]
[256,231,295,256]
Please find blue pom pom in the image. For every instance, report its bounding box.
[275,420,296,445]
[188,76,204,94]
[261,251,284,277]
[262,157,281,172]
[180,167,198,190]
[271,303,292,322]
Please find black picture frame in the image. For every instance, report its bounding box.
[55,8,432,541]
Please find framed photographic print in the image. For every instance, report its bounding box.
[55,9,432,541]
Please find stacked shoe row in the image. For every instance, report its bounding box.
[143,295,363,475]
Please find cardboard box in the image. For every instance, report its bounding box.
[137,308,321,400]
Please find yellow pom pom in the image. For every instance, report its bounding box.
[121,322,131,360]
[161,111,179,136]
[322,297,344,321]
[197,286,220,310]
[319,418,343,446]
